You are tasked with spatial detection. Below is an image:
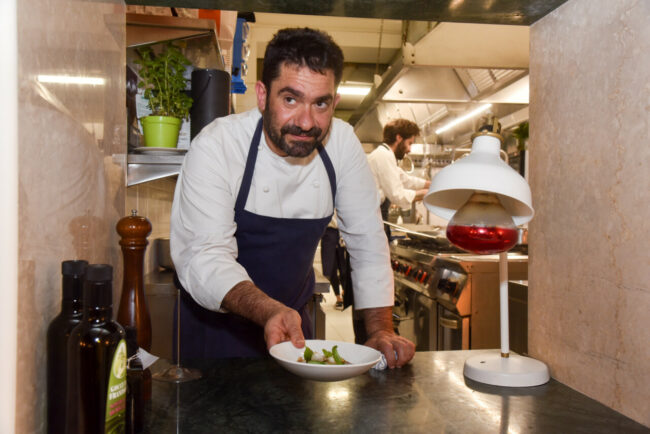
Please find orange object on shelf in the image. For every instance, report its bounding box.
[199,9,221,34]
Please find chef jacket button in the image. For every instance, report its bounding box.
[312,180,320,187]
[263,186,270,193]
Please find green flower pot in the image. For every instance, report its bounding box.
[141,116,182,148]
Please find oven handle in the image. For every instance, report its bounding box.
[439,316,461,330]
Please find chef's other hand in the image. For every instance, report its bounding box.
[365,330,415,369]
[264,306,305,350]
[361,306,415,368]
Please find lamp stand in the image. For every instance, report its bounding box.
[463,252,549,387]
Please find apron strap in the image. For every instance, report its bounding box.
[235,118,264,212]
[317,143,336,206]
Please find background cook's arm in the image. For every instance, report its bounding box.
[399,168,431,202]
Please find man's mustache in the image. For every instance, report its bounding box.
[281,125,322,138]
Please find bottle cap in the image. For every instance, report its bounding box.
[84,264,113,308]
[85,264,113,282]
[62,260,89,277]
[125,326,139,357]
[62,260,88,301]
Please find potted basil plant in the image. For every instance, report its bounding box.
[135,43,193,148]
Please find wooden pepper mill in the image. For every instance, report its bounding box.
[116,209,153,351]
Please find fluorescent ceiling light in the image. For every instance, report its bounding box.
[37,75,105,85]
[435,103,492,135]
[337,85,371,96]
[481,75,529,104]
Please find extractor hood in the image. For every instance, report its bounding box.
[349,22,530,146]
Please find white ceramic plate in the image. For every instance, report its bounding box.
[133,147,188,156]
[269,339,381,382]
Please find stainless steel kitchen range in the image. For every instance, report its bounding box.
[388,224,528,353]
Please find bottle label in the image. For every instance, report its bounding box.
[105,339,127,433]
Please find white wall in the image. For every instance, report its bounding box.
[0,0,18,431]
[529,0,650,426]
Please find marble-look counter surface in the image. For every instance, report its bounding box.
[144,350,648,433]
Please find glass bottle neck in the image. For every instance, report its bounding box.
[84,306,113,322]
[60,298,84,315]
[82,279,114,321]
[61,275,84,315]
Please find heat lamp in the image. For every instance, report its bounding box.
[424,117,549,387]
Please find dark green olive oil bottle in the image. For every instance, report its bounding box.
[67,264,127,434]
[47,259,88,434]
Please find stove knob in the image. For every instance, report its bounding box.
[405,266,412,276]
[414,269,422,280]
[420,272,428,283]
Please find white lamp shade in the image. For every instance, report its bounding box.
[424,134,534,226]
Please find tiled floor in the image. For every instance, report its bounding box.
[321,287,355,343]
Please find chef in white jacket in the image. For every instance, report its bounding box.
[367,119,431,238]
[170,27,414,367]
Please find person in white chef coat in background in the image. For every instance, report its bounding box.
[170,27,415,367]
[367,119,431,239]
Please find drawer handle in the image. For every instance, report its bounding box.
[439,316,460,330]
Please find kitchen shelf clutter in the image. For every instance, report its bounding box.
[126,13,228,186]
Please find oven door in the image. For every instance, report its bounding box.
[393,283,416,342]
[437,305,465,350]
[393,282,438,351]
[413,292,437,351]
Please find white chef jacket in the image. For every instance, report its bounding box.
[170,108,393,312]
[367,144,428,209]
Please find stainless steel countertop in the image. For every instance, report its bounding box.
[143,350,648,433]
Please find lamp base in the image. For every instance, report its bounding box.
[464,351,549,387]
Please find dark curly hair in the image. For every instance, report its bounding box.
[262,27,344,89]
[383,119,420,144]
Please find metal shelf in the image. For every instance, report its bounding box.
[127,153,185,186]
[127,13,223,68]
[126,13,225,187]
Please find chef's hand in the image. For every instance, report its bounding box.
[222,280,305,350]
[365,330,415,369]
[264,306,305,350]
[361,306,415,368]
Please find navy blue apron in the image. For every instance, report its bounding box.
[177,118,336,359]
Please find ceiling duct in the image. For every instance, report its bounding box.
[350,22,530,145]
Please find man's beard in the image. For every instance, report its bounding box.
[394,139,409,160]
[263,105,326,158]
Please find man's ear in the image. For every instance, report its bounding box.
[255,81,267,111]
[333,92,341,110]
